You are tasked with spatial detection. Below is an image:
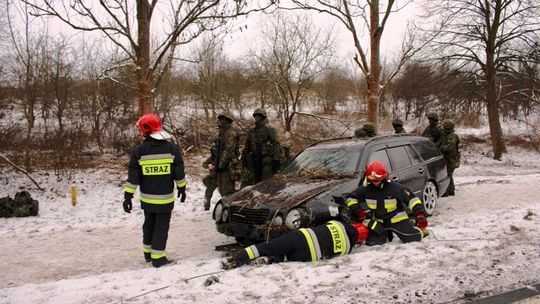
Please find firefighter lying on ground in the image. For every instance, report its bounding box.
[346,160,428,245]
[221,219,369,269]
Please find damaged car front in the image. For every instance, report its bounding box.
[213,140,364,244]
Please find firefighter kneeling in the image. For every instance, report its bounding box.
[347,160,428,245]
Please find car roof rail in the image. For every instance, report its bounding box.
[365,133,421,144]
[306,136,364,148]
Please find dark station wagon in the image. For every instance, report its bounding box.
[213,134,450,244]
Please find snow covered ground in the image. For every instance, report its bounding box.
[1,138,540,304]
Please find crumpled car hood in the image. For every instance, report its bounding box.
[224,176,347,210]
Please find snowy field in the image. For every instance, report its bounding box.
[1,135,540,304]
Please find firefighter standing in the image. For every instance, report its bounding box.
[221,220,368,269]
[346,161,428,245]
[123,113,187,268]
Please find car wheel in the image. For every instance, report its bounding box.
[422,181,438,216]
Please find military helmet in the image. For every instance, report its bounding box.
[362,123,376,134]
[427,112,439,121]
[253,108,268,118]
[443,120,455,130]
[392,118,404,126]
[354,128,366,137]
[218,111,234,123]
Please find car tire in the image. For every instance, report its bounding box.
[422,181,438,216]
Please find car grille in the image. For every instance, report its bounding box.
[229,206,270,224]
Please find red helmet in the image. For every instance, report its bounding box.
[351,222,368,244]
[136,113,163,137]
[365,161,388,183]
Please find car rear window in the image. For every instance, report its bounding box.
[412,140,442,161]
[388,146,412,170]
[283,147,362,174]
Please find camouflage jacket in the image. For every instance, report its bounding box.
[215,126,240,171]
[439,131,460,168]
[242,121,281,162]
[422,124,443,146]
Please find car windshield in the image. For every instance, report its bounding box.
[281,146,362,177]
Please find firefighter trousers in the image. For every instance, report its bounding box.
[366,219,422,246]
[234,230,310,266]
[142,210,172,256]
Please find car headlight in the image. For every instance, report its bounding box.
[221,208,229,222]
[213,202,223,221]
[272,214,284,226]
[285,209,302,229]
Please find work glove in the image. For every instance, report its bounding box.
[123,198,132,213]
[415,212,428,229]
[367,219,384,235]
[177,186,186,203]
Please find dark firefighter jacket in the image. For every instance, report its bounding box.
[237,220,358,265]
[124,137,186,213]
[346,180,425,224]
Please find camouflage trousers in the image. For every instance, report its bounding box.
[202,175,217,211]
[217,170,236,197]
[446,165,456,195]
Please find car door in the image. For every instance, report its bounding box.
[364,147,399,182]
[387,145,426,196]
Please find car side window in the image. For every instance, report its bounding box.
[405,145,421,164]
[412,140,441,161]
[387,146,412,170]
[366,149,392,171]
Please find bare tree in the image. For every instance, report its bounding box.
[6,0,47,169]
[22,0,276,116]
[249,12,336,132]
[421,0,540,160]
[284,0,417,131]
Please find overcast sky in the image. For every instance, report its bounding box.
[222,2,420,62]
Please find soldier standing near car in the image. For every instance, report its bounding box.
[201,143,218,211]
[241,108,281,187]
[392,118,406,134]
[422,112,443,146]
[439,120,460,197]
[346,161,428,246]
[208,112,241,198]
[354,123,377,138]
[280,142,293,170]
[123,113,187,268]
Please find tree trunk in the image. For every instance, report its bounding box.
[367,0,382,129]
[136,0,153,116]
[485,62,506,160]
[485,0,506,160]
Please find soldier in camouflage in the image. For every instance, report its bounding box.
[439,120,460,196]
[280,142,293,170]
[207,112,241,198]
[354,123,377,138]
[202,143,218,211]
[392,118,406,134]
[241,108,281,187]
[422,112,443,146]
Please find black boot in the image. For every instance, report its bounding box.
[152,257,175,268]
[144,252,151,263]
